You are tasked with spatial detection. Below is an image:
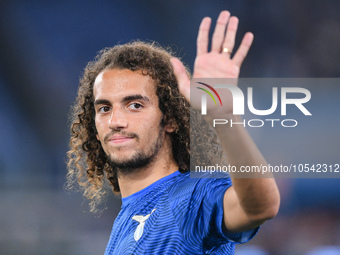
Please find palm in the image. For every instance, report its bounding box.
[193,52,240,79]
[192,53,240,115]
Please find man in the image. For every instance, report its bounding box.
[67,11,280,254]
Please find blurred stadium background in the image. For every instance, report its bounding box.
[0,1,339,254]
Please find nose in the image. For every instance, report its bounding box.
[108,107,128,130]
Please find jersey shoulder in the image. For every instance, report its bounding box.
[167,171,232,207]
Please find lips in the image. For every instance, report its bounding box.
[108,135,134,144]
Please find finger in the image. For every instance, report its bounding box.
[222,16,239,56]
[232,32,254,67]
[211,11,230,53]
[197,17,211,56]
[170,57,191,102]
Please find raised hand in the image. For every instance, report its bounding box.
[171,11,254,113]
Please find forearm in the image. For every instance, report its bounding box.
[213,115,280,221]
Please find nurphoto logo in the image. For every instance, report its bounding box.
[196,81,312,128]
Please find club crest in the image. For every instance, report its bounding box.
[132,209,156,241]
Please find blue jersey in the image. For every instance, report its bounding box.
[104,171,258,255]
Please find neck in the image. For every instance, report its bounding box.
[117,138,179,198]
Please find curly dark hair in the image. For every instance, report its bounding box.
[66,41,222,213]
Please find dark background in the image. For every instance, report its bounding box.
[0,1,339,254]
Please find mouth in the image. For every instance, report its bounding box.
[108,136,134,144]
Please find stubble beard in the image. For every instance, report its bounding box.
[107,125,164,175]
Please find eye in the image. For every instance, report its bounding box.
[128,103,143,110]
[98,106,111,113]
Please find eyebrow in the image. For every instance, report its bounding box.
[94,94,150,106]
[94,99,110,106]
[122,94,150,102]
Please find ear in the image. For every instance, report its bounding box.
[96,134,100,140]
[164,119,178,133]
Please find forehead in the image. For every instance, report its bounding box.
[93,68,157,100]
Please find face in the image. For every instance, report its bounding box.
[93,68,172,174]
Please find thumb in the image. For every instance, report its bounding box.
[170,57,190,102]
